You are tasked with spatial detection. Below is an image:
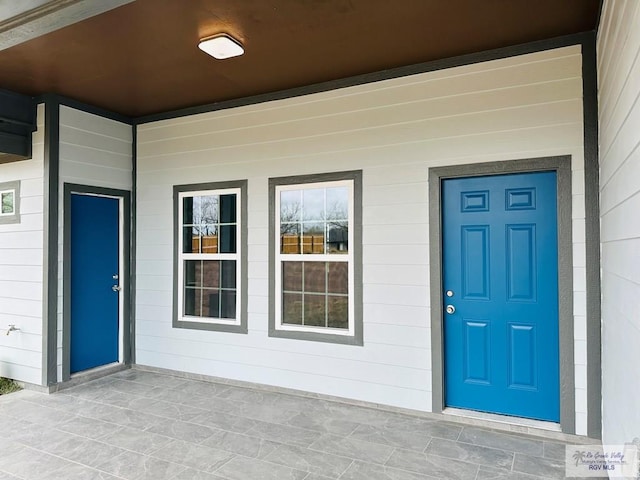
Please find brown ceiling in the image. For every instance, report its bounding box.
[0,0,600,118]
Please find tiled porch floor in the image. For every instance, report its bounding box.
[0,369,595,480]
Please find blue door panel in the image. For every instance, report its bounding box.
[70,194,120,373]
[461,226,490,299]
[509,323,536,388]
[463,320,490,383]
[506,225,536,301]
[443,171,559,422]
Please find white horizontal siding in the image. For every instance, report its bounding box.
[0,103,45,386]
[136,46,587,426]
[56,106,133,381]
[597,0,640,446]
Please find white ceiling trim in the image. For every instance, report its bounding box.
[0,0,135,51]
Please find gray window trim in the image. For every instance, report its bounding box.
[268,170,363,346]
[428,156,575,434]
[173,180,248,334]
[0,180,20,224]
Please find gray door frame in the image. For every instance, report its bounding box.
[62,183,132,381]
[428,155,575,434]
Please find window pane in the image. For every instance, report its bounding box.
[281,223,300,254]
[220,194,236,224]
[1,192,14,214]
[304,294,326,327]
[221,260,236,289]
[201,261,220,288]
[201,225,218,253]
[219,225,236,253]
[183,196,195,224]
[302,222,325,254]
[184,288,201,316]
[327,262,348,294]
[202,289,220,318]
[326,187,348,221]
[303,262,325,293]
[184,260,199,287]
[282,293,302,325]
[221,291,236,319]
[183,226,200,253]
[200,195,219,224]
[280,190,301,222]
[327,222,348,254]
[327,296,349,329]
[282,262,302,292]
[302,188,324,221]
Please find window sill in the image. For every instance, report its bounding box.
[268,325,362,346]
[173,318,247,334]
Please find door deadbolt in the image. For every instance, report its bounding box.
[112,274,119,280]
[446,290,454,297]
[445,305,455,314]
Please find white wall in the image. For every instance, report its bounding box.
[0,104,45,385]
[136,46,590,433]
[597,0,640,446]
[56,105,133,381]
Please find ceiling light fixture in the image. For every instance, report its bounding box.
[198,34,244,59]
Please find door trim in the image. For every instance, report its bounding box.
[428,156,575,434]
[62,183,132,381]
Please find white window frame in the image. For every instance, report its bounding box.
[274,179,355,336]
[177,187,242,326]
[0,189,15,216]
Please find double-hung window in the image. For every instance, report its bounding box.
[174,181,247,333]
[0,181,20,225]
[269,171,362,345]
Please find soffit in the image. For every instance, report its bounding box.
[0,0,600,117]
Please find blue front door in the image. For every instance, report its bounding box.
[442,171,559,422]
[70,194,120,373]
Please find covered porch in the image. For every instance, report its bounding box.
[0,367,599,480]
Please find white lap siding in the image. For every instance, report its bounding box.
[136,46,588,433]
[0,104,45,385]
[597,0,640,446]
[56,106,133,381]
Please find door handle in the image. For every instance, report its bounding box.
[112,285,122,292]
[446,305,455,314]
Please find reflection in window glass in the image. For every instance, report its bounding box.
[280,185,348,255]
[180,189,239,323]
[302,222,325,254]
[303,262,325,293]
[281,261,348,329]
[182,194,236,255]
[303,188,324,221]
[327,296,349,329]
[201,225,218,254]
[280,190,301,222]
[277,180,352,330]
[272,174,359,342]
[281,222,300,254]
[304,294,326,327]
[182,259,237,320]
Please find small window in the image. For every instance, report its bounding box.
[0,181,20,225]
[173,181,247,333]
[269,171,362,345]
[1,190,15,215]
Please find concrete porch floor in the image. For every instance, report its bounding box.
[0,369,598,480]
